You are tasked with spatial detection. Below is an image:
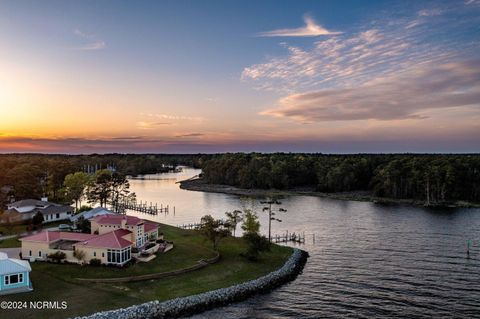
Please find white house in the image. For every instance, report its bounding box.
[0,252,32,295]
[5,198,73,223]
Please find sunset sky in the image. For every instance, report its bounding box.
[0,0,479,153]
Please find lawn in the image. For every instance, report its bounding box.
[0,224,292,319]
[33,224,218,279]
[0,236,21,248]
[0,220,67,236]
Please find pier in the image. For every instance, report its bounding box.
[272,231,306,244]
[113,199,175,216]
[177,222,203,230]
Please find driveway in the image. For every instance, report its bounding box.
[0,247,21,258]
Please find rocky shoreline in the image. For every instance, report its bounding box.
[179,178,480,208]
[72,248,309,319]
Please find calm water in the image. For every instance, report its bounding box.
[128,167,480,318]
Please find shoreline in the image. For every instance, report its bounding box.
[74,248,309,319]
[179,179,480,208]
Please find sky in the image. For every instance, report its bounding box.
[0,0,479,153]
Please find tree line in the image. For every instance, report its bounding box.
[201,153,480,204]
[0,153,208,206]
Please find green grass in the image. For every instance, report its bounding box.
[33,224,218,279]
[0,224,292,319]
[0,236,21,248]
[0,220,67,236]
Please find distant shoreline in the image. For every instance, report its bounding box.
[179,178,480,208]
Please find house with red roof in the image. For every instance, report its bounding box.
[20,215,159,266]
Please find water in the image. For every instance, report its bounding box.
[128,167,480,318]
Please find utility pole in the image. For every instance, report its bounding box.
[261,199,287,242]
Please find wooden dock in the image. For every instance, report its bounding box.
[271,231,306,244]
[113,200,174,216]
[177,222,202,230]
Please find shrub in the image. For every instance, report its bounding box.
[32,212,44,226]
[48,251,67,263]
[89,258,101,266]
[242,232,271,261]
[145,243,156,250]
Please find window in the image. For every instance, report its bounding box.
[102,252,105,257]
[56,213,60,219]
[38,251,42,257]
[107,247,131,264]
[93,251,96,257]
[29,250,32,256]
[4,273,24,286]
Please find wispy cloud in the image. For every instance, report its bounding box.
[243,4,480,95]
[73,29,106,51]
[140,113,205,122]
[136,121,171,130]
[417,8,443,16]
[175,133,204,138]
[257,14,342,37]
[261,60,480,122]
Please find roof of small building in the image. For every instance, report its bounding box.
[8,199,53,208]
[74,229,132,249]
[92,214,143,226]
[7,199,73,214]
[0,252,31,275]
[70,207,117,222]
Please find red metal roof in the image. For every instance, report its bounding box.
[144,222,159,232]
[74,229,133,249]
[92,214,143,226]
[20,231,96,243]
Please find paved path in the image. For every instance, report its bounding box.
[0,247,21,258]
[0,234,17,240]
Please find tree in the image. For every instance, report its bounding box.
[86,170,134,210]
[87,169,113,207]
[261,199,286,242]
[77,216,91,233]
[0,210,22,235]
[73,249,86,263]
[32,212,44,227]
[199,215,230,251]
[242,232,270,261]
[110,172,135,212]
[225,210,243,237]
[241,209,260,235]
[63,172,91,212]
[77,205,93,213]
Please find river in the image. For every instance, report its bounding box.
[127,167,480,318]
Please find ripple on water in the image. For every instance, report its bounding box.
[128,170,480,319]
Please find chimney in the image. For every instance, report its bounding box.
[121,216,127,229]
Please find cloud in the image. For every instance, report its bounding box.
[242,5,479,94]
[257,14,342,37]
[73,29,106,51]
[417,8,443,16]
[136,121,171,130]
[261,60,480,122]
[175,133,204,138]
[140,113,204,122]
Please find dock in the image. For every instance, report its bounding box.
[271,231,306,244]
[113,200,175,216]
[177,222,202,230]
